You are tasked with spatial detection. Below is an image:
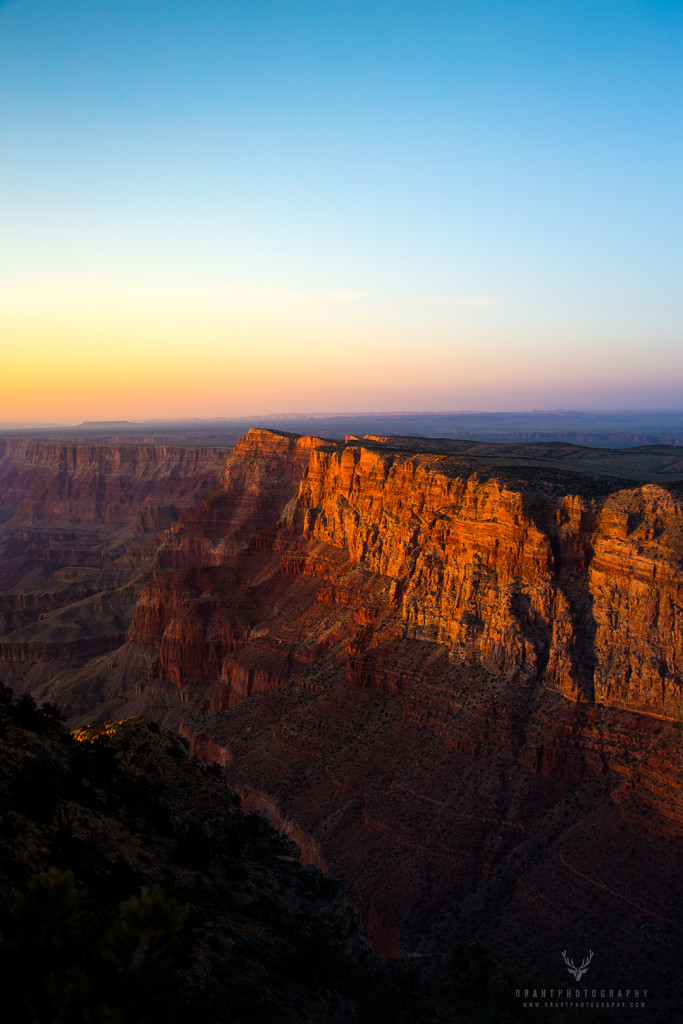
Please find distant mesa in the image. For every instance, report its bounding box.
[78,420,133,427]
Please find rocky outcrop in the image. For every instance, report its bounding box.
[129,429,683,721]
[151,429,328,571]
[589,486,683,717]
[127,431,331,690]
[297,442,683,717]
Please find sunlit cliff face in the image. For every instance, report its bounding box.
[125,430,683,721]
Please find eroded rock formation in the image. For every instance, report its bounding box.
[0,440,229,690]
[3,429,683,1010]
[125,429,683,721]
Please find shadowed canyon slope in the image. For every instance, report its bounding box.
[2,429,683,1010]
[0,439,229,693]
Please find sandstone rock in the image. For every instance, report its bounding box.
[128,429,683,721]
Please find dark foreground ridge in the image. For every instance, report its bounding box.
[0,688,620,1024]
[0,689,423,1023]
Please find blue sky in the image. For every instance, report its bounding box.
[1,0,682,420]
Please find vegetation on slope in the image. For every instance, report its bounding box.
[0,688,439,1023]
[0,689,615,1023]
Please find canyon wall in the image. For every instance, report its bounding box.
[128,429,683,721]
[295,442,683,719]
[0,438,228,527]
[0,439,229,691]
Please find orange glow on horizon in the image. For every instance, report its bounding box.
[3,277,678,423]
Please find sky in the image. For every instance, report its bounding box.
[1,0,682,422]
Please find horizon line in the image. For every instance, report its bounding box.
[2,407,683,430]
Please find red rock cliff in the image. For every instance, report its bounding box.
[292,443,683,719]
[131,430,682,721]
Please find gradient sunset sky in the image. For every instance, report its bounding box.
[2,0,682,422]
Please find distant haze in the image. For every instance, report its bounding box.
[2,1,681,422]
[3,410,683,451]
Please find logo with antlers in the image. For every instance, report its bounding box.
[562,950,594,981]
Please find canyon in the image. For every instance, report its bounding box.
[1,428,682,1013]
[0,438,229,694]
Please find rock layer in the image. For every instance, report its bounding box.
[128,429,683,721]
[0,440,229,690]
